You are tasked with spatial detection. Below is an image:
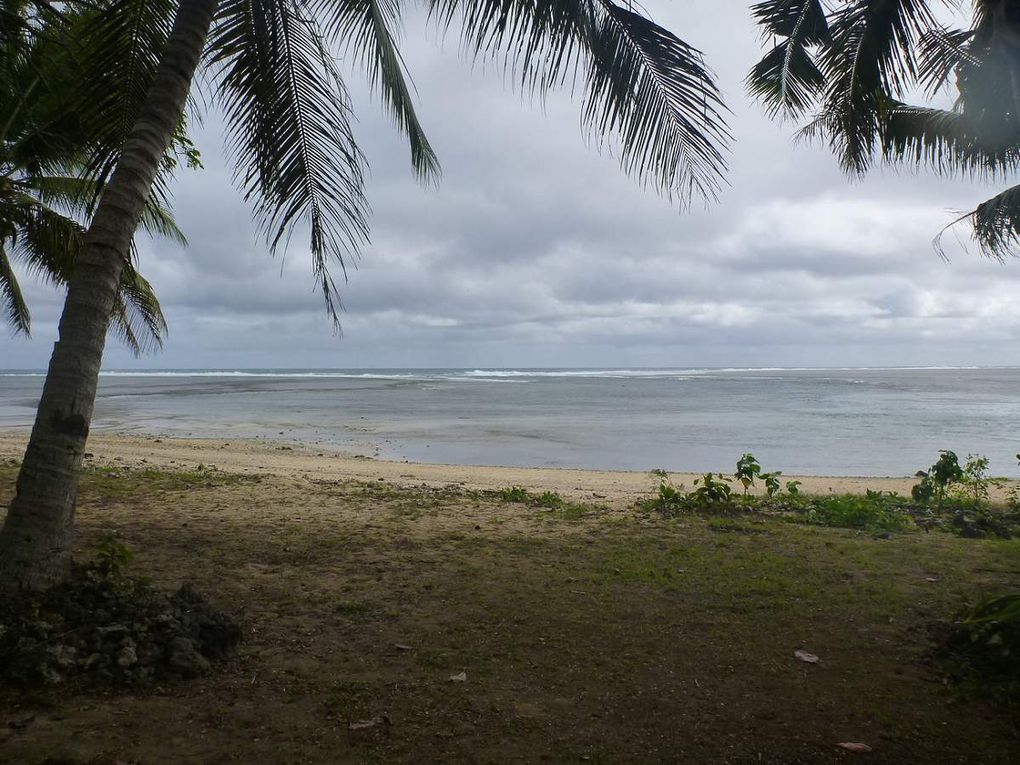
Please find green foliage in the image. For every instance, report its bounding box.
[649,468,669,479]
[734,453,761,495]
[762,471,782,498]
[535,491,564,509]
[498,486,530,504]
[92,532,134,581]
[789,493,911,533]
[691,473,734,508]
[785,480,802,497]
[942,593,1020,703]
[748,0,1020,260]
[648,474,736,515]
[913,450,965,507]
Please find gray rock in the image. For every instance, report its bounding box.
[168,636,210,677]
[117,644,138,668]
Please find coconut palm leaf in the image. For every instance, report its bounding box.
[968,183,1020,260]
[428,0,729,202]
[917,25,974,96]
[5,194,168,353]
[817,0,941,172]
[209,0,369,327]
[747,0,830,118]
[320,0,439,182]
[0,244,30,334]
[750,0,1020,260]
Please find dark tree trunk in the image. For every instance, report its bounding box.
[0,0,219,591]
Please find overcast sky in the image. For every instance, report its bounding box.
[4,0,1017,370]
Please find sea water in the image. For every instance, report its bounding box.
[1,367,1018,476]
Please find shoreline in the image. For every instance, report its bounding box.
[3,430,1003,503]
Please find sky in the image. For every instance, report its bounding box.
[4,0,1019,370]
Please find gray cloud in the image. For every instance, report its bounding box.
[2,1,1017,371]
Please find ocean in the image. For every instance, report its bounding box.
[1,367,1018,476]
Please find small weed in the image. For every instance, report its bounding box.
[535,491,564,509]
[735,453,761,495]
[498,486,531,504]
[785,493,911,532]
[649,468,669,478]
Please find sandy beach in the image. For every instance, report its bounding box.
[0,430,981,504]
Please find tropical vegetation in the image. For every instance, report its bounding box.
[747,0,1020,258]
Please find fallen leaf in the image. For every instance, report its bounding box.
[794,650,820,664]
[449,671,467,682]
[837,742,873,753]
[349,715,391,731]
[394,644,413,651]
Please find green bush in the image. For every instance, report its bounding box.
[498,486,530,503]
[787,492,911,532]
[941,593,1020,703]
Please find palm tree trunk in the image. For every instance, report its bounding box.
[0,0,219,591]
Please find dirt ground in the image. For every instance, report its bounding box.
[0,445,1018,764]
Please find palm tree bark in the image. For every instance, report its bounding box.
[0,0,219,591]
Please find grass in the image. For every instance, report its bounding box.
[0,463,1018,763]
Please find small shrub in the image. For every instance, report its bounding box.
[498,486,530,503]
[689,473,734,509]
[785,480,802,497]
[734,453,761,495]
[913,450,964,507]
[762,471,782,498]
[941,593,1020,703]
[94,532,134,581]
[789,493,911,532]
[649,468,669,478]
[535,491,564,509]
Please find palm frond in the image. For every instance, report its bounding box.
[70,0,181,211]
[917,25,974,96]
[138,200,188,246]
[964,183,1020,261]
[317,0,440,182]
[819,0,942,172]
[0,244,31,335]
[110,261,168,355]
[747,0,830,118]
[429,0,729,203]
[880,101,1020,175]
[210,0,370,327]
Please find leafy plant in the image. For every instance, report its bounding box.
[762,471,782,498]
[958,454,992,506]
[498,487,530,504]
[789,493,911,533]
[734,454,761,495]
[785,480,802,497]
[913,451,965,508]
[690,473,734,508]
[649,469,669,479]
[93,532,134,581]
[535,491,564,509]
[941,593,1020,703]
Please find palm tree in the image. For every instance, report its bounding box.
[0,0,731,590]
[0,3,180,353]
[747,0,1020,258]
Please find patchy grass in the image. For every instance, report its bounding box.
[0,463,1018,763]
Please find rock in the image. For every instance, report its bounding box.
[117,644,138,668]
[168,636,210,678]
